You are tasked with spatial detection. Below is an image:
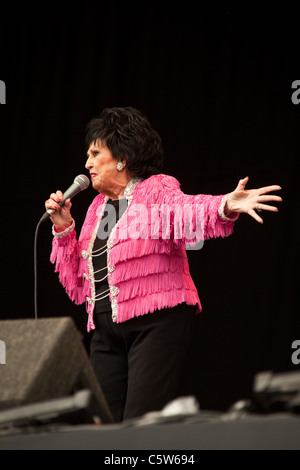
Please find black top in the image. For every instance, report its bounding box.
[92,198,128,314]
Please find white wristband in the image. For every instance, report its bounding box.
[52,220,75,239]
[218,195,234,221]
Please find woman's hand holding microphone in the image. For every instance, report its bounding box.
[45,191,73,233]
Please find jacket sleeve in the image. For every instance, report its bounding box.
[49,193,105,305]
[50,223,84,304]
[160,175,239,245]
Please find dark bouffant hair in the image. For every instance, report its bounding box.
[85,107,164,179]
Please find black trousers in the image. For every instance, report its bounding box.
[90,304,196,422]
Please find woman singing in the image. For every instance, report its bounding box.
[46,107,282,422]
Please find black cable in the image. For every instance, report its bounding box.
[34,219,43,320]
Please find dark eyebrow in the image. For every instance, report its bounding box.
[87,147,99,157]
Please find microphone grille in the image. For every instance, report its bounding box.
[74,174,90,190]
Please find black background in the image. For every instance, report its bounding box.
[0,4,299,412]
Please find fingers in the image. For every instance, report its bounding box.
[234,177,282,224]
[50,190,63,202]
[249,198,282,223]
[258,185,282,195]
[236,176,249,190]
[45,191,62,211]
[248,209,263,224]
[45,200,61,212]
[256,193,282,213]
[45,191,72,212]
[64,198,72,208]
[257,203,279,212]
[258,195,283,203]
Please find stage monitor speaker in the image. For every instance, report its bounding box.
[252,370,300,413]
[0,317,113,424]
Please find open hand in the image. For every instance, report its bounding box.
[225,177,282,224]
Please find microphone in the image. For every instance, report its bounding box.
[39,174,90,223]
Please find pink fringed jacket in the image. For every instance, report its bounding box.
[50,174,239,331]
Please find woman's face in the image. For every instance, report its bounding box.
[85,139,127,196]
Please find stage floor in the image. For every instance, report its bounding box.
[0,412,299,450]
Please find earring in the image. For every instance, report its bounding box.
[117,161,124,171]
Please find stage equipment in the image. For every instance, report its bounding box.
[0,317,113,427]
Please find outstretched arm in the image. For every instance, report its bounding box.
[225,177,282,224]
